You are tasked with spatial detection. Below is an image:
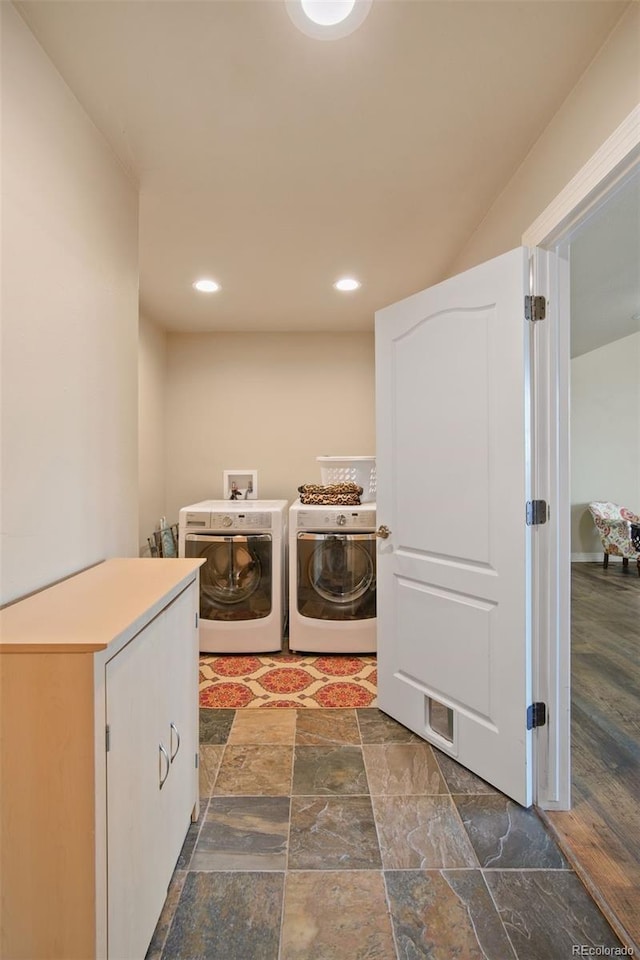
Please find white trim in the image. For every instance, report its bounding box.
[571,553,603,563]
[530,246,572,812]
[524,104,640,812]
[524,105,640,248]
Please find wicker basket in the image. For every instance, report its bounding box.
[316,456,376,503]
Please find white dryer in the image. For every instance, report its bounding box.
[178,500,288,653]
[289,499,377,653]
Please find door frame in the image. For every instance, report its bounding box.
[523,104,640,809]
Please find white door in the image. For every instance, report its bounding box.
[375,246,534,806]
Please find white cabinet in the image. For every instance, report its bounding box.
[0,558,203,960]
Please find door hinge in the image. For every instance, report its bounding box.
[195,612,199,628]
[195,752,199,769]
[525,295,546,322]
[526,500,548,525]
[105,724,111,752]
[527,702,547,730]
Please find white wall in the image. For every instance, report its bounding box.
[0,4,139,604]
[164,332,375,522]
[445,4,640,276]
[571,332,640,558]
[138,315,168,555]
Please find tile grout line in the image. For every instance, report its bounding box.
[155,872,187,960]
[156,717,236,960]
[480,867,521,960]
[360,709,414,960]
[380,869,402,960]
[277,708,299,960]
[156,791,212,960]
[433,748,483,872]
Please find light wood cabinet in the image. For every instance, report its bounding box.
[0,558,204,960]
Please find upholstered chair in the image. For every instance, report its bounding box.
[587,501,640,576]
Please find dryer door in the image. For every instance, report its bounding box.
[297,533,376,621]
[185,534,272,621]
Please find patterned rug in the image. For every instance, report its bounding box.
[199,652,377,708]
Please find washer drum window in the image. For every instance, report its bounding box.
[185,534,272,621]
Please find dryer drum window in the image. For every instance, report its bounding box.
[297,533,376,621]
[309,537,373,603]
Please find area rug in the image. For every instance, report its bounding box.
[199,652,377,708]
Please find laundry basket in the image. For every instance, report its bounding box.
[316,456,377,503]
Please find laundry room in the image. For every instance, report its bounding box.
[138,323,379,662]
[2,2,639,959]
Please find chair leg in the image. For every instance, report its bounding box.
[622,557,629,572]
[603,552,609,569]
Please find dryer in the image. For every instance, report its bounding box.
[289,499,377,653]
[178,500,288,653]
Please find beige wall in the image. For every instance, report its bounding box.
[164,332,375,522]
[0,4,139,604]
[571,332,640,558]
[446,4,640,276]
[138,316,168,555]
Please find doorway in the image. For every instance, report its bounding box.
[534,165,640,951]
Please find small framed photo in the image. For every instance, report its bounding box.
[223,469,258,501]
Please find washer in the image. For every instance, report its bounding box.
[289,499,377,653]
[178,500,288,653]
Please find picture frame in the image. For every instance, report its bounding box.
[223,469,258,501]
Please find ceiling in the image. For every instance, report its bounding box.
[15,0,630,333]
[570,169,640,358]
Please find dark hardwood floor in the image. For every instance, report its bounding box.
[542,561,640,952]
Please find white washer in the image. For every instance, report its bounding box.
[289,499,377,653]
[178,500,288,653]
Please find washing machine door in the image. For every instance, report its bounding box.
[185,534,272,621]
[297,533,376,621]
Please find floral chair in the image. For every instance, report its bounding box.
[588,501,640,576]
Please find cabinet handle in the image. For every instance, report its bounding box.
[170,722,181,763]
[159,742,170,789]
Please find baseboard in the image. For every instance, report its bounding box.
[571,553,602,562]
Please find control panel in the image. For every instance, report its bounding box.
[296,509,376,530]
[210,512,272,530]
[184,511,211,528]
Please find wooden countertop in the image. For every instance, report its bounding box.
[0,558,204,653]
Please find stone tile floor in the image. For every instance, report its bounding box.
[146,708,622,960]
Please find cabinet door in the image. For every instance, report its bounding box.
[160,583,199,874]
[106,615,169,960]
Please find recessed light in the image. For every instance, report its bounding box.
[286,0,372,40]
[334,277,361,292]
[301,0,355,26]
[193,278,220,293]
